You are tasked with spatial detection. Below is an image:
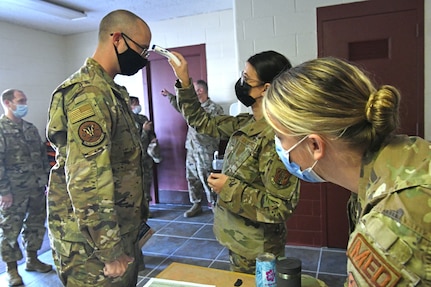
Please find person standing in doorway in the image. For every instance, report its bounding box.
[129,96,161,216]
[46,9,151,287]
[0,89,52,287]
[161,79,224,217]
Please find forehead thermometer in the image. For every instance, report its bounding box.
[151,45,181,66]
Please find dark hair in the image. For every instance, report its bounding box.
[1,89,19,102]
[130,96,139,105]
[248,51,292,83]
[195,80,208,93]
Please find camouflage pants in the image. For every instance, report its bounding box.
[142,156,154,202]
[185,149,215,205]
[51,232,141,287]
[0,188,47,262]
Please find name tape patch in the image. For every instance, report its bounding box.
[347,233,401,287]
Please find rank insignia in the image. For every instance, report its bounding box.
[78,121,105,147]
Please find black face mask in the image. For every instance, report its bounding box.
[235,78,256,107]
[114,41,148,76]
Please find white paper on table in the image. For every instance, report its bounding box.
[143,278,216,287]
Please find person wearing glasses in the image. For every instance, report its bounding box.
[263,57,431,286]
[165,50,301,274]
[46,10,151,286]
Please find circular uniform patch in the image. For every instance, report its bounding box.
[78,121,105,147]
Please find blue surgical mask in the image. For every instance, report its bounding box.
[274,136,326,183]
[12,104,28,118]
[132,105,142,114]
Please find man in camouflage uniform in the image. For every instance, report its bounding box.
[0,89,52,286]
[46,10,151,287]
[129,96,161,211]
[161,80,224,217]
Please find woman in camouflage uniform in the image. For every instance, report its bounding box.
[263,57,431,286]
[167,51,300,274]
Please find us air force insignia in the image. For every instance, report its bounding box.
[347,233,401,287]
[272,168,290,186]
[78,121,105,147]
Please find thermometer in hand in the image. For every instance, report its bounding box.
[151,45,181,66]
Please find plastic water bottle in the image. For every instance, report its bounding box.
[255,252,277,287]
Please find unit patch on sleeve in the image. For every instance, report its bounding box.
[78,121,105,147]
[272,168,290,187]
[347,233,401,287]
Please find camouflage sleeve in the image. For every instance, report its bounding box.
[64,88,124,262]
[0,125,11,196]
[218,131,300,223]
[167,93,180,113]
[176,82,245,139]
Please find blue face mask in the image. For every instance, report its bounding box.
[12,104,28,118]
[274,136,326,183]
[132,105,142,114]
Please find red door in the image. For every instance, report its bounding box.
[315,0,424,248]
[142,44,207,204]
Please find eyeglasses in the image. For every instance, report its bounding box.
[121,33,150,59]
[241,71,264,87]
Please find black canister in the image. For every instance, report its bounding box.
[276,257,302,287]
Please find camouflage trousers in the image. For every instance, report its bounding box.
[185,149,215,205]
[142,156,154,203]
[51,232,141,287]
[0,188,47,262]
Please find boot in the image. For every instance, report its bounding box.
[6,261,23,287]
[184,203,202,218]
[25,251,52,273]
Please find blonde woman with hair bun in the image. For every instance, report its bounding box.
[263,57,431,286]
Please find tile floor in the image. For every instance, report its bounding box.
[0,203,348,286]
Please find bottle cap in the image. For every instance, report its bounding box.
[276,257,301,275]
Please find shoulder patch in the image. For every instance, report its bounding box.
[347,233,401,287]
[78,121,105,147]
[70,104,95,124]
[272,168,290,186]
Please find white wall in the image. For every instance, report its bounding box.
[234,0,431,140]
[0,0,429,139]
[0,22,66,136]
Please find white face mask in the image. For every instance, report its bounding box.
[274,136,326,183]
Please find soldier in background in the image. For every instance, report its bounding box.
[129,96,162,216]
[0,89,52,286]
[46,10,151,286]
[161,79,224,217]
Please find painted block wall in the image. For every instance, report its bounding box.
[0,1,429,140]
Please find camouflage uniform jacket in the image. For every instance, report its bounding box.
[175,82,300,255]
[133,113,156,162]
[46,58,144,263]
[346,135,431,286]
[167,93,223,152]
[0,115,49,195]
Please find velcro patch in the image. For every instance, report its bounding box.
[78,121,105,147]
[70,104,95,124]
[272,168,290,186]
[347,233,401,287]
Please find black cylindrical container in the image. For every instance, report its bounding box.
[276,257,302,287]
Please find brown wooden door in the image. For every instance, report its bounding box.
[142,44,207,203]
[316,0,424,248]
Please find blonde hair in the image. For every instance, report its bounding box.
[263,57,400,152]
